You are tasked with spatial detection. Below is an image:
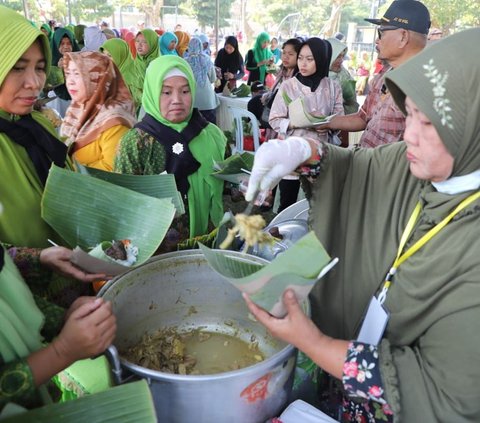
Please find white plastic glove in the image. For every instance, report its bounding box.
[245,136,312,202]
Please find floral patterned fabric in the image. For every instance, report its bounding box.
[0,360,39,410]
[341,342,393,422]
[6,246,91,308]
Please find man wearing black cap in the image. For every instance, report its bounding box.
[322,0,430,148]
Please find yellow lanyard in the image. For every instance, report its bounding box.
[377,190,480,304]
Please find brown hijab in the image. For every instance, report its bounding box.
[60,51,136,150]
[174,30,190,57]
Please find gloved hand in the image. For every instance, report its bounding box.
[245,137,312,202]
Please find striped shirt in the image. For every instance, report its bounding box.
[358,68,405,148]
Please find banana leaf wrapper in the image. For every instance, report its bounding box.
[41,165,176,276]
[75,162,185,217]
[288,97,336,129]
[199,231,332,317]
[0,380,156,422]
[212,152,255,184]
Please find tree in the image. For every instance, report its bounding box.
[318,0,350,37]
[125,0,165,27]
[70,0,114,24]
[0,0,39,20]
[189,0,234,30]
[422,0,480,34]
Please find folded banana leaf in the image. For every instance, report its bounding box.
[199,231,334,317]
[212,152,255,184]
[288,97,336,129]
[41,165,176,275]
[75,162,185,217]
[0,380,156,423]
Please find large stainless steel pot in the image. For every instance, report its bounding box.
[99,250,298,423]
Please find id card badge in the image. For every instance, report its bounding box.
[357,296,390,346]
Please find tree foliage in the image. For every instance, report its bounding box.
[71,0,114,24]
[422,0,480,34]
[188,0,234,29]
[1,0,479,35]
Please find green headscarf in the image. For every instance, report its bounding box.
[50,27,79,66]
[100,38,134,75]
[131,29,159,110]
[327,37,347,68]
[99,38,141,107]
[142,55,196,132]
[252,31,272,83]
[133,29,159,71]
[65,24,75,36]
[0,6,65,247]
[74,24,86,49]
[142,55,226,236]
[0,6,51,84]
[40,23,53,41]
[386,28,480,177]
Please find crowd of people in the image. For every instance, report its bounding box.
[2,0,480,421]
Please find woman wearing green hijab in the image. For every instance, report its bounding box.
[0,8,68,248]
[0,243,116,410]
[0,5,103,297]
[99,38,142,109]
[245,31,274,85]
[244,28,480,422]
[40,23,53,41]
[115,55,227,239]
[130,29,159,114]
[0,6,116,410]
[74,24,86,49]
[48,27,80,116]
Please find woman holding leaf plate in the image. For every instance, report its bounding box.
[269,37,344,212]
[0,6,105,294]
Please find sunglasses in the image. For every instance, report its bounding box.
[377,26,400,39]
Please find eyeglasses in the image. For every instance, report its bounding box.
[377,26,400,39]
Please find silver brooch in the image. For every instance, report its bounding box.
[172,142,184,155]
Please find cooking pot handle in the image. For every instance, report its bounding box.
[104,345,123,385]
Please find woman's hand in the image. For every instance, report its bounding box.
[64,296,97,321]
[244,289,349,379]
[53,298,116,362]
[39,246,106,282]
[315,126,329,136]
[243,289,322,351]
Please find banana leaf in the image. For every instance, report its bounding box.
[75,162,185,217]
[0,380,156,423]
[41,165,176,275]
[288,97,336,129]
[212,152,255,184]
[199,231,335,317]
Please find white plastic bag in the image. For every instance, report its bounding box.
[278,399,339,423]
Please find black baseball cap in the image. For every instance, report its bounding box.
[365,0,431,35]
